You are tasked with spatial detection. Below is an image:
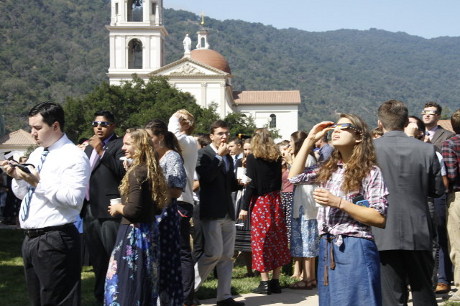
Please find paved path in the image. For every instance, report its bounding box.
[198,287,454,305]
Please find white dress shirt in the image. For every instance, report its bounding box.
[13,134,91,229]
[168,116,198,204]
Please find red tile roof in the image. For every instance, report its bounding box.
[439,120,454,133]
[0,129,35,147]
[233,91,301,105]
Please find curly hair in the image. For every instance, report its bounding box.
[119,128,169,210]
[316,114,376,193]
[250,128,280,162]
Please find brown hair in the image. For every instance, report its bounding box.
[145,119,183,158]
[250,128,280,162]
[119,129,169,210]
[451,109,460,134]
[424,102,442,114]
[378,100,408,131]
[317,114,376,193]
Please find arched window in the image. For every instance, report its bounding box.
[200,37,206,48]
[269,114,276,128]
[128,39,143,69]
[128,0,143,22]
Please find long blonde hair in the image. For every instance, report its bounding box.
[250,128,280,162]
[316,114,376,193]
[119,128,169,209]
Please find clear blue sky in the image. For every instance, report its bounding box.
[166,0,460,39]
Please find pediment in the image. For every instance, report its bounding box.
[151,57,229,77]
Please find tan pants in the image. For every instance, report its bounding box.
[447,191,460,287]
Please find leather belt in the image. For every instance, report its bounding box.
[24,223,74,238]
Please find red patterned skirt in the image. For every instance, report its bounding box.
[251,191,291,272]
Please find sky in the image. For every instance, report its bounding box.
[165,0,460,39]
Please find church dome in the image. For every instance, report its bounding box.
[190,49,231,74]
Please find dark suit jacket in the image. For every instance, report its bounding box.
[431,126,454,152]
[373,131,445,251]
[83,136,126,219]
[196,144,239,220]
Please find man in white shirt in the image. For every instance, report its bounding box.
[2,102,90,306]
[168,109,198,306]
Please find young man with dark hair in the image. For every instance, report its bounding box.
[374,100,445,306]
[82,109,126,302]
[442,109,460,301]
[2,102,90,306]
[194,120,244,306]
[422,102,454,151]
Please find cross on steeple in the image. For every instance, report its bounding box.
[200,12,206,25]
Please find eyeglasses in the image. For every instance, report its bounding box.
[421,110,438,115]
[331,123,363,135]
[215,132,230,137]
[92,121,113,127]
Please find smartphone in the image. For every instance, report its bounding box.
[9,161,34,174]
[351,194,369,207]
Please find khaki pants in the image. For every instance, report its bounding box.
[447,191,460,286]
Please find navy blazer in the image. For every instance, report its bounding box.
[196,144,239,220]
[373,131,445,251]
[83,136,126,218]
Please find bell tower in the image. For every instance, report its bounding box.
[106,0,168,85]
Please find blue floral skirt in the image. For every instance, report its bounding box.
[157,200,184,306]
[290,206,319,257]
[104,222,159,306]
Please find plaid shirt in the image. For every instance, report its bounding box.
[442,134,460,192]
[289,162,388,244]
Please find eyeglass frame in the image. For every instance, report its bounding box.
[215,132,230,137]
[331,123,363,135]
[92,121,114,127]
[421,110,439,115]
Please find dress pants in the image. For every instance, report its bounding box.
[83,204,120,301]
[379,250,437,306]
[22,225,81,306]
[178,201,195,306]
[194,216,236,302]
[192,201,204,263]
[447,191,460,287]
[434,194,453,285]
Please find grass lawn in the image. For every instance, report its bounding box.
[0,229,299,305]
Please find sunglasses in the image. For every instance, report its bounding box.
[421,110,438,115]
[92,121,113,127]
[327,123,363,135]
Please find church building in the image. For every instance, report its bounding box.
[106,0,300,139]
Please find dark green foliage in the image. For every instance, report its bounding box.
[2,1,460,134]
[64,75,221,142]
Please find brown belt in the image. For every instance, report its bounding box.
[323,235,336,286]
[24,223,74,238]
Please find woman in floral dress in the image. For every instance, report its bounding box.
[105,128,169,306]
[145,119,187,306]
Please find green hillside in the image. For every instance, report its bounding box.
[1,0,459,132]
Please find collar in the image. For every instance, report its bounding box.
[426,125,440,135]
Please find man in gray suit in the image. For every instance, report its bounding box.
[373,100,445,306]
[422,101,454,151]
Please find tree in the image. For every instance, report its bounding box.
[64,75,253,142]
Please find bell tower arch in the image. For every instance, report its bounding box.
[106,0,168,85]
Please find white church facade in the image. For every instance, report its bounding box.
[106,0,299,139]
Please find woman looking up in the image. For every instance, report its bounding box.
[105,128,169,306]
[288,114,388,306]
[238,128,291,295]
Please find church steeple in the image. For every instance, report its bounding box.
[106,0,168,85]
[196,12,210,50]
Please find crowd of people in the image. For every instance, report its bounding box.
[1,100,459,306]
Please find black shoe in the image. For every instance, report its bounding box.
[192,297,202,305]
[216,298,245,306]
[269,279,282,294]
[252,281,271,295]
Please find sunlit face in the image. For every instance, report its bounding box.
[29,114,59,148]
[330,118,361,149]
[146,129,164,152]
[122,133,135,159]
[210,127,229,148]
[243,142,252,157]
[93,116,116,141]
[228,141,242,156]
[422,106,440,127]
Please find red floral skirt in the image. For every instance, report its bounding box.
[251,191,291,272]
